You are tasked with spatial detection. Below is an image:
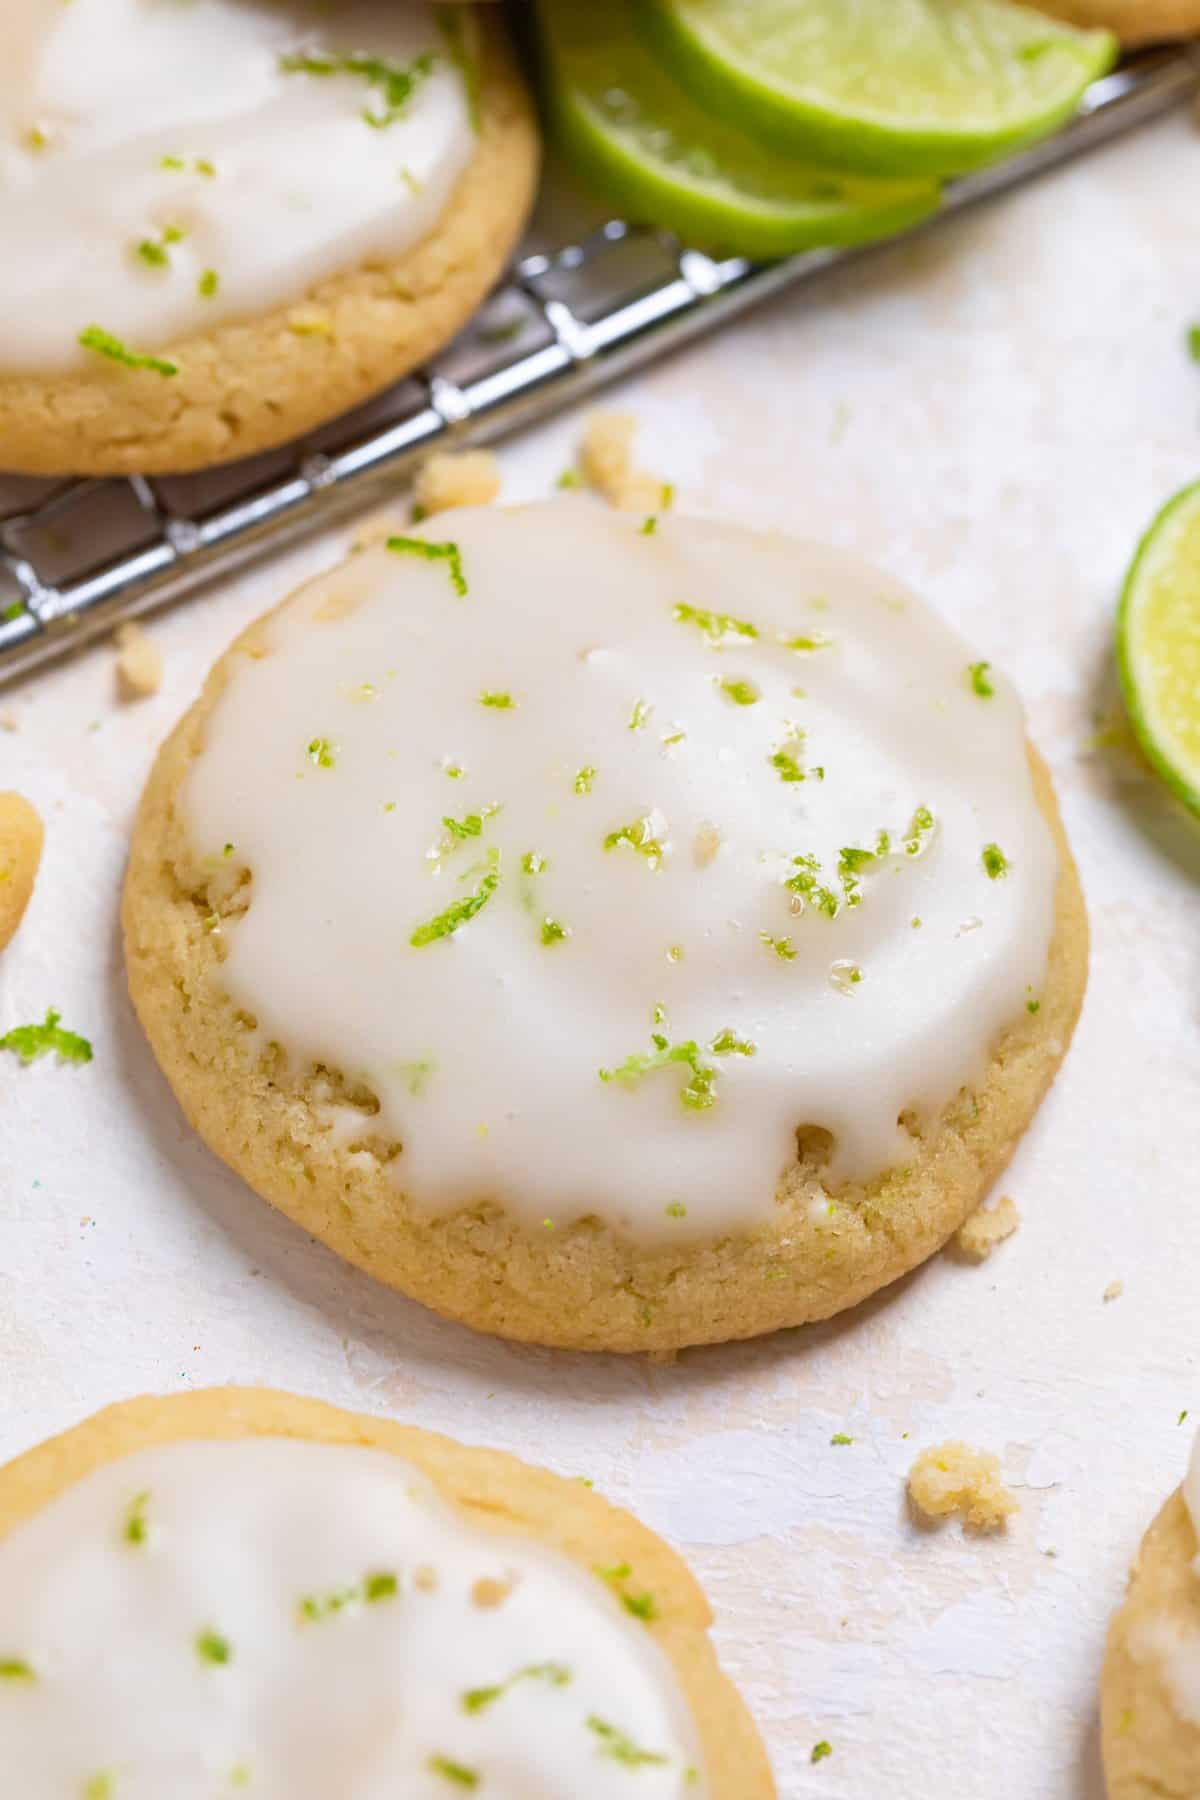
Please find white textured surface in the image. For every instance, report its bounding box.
[2,108,1200,1797]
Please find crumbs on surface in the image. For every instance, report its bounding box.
[576,412,672,515]
[114,620,163,699]
[413,449,501,518]
[1103,1279,1124,1303]
[907,1441,1018,1533]
[953,1194,1020,1263]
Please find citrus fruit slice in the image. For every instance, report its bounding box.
[637,0,1117,175]
[536,0,941,259]
[1117,480,1200,820]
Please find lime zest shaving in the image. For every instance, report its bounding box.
[386,534,467,597]
[587,1716,669,1767]
[279,48,436,128]
[968,660,995,697]
[79,324,178,377]
[672,601,757,645]
[411,850,500,946]
[427,1755,480,1789]
[0,1008,93,1066]
[462,1661,572,1714]
[982,842,1009,879]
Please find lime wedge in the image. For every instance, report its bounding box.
[536,0,940,259]
[1117,481,1200,821]
[637,0,1117,175]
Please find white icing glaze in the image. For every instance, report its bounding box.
[184,500,1058,1241]
[0,1436,703,1796]
[0,0,474,372]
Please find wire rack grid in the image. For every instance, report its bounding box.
[1,43,1197,689]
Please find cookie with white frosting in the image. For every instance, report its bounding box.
[0,1387,772,1797]
[0,2,537,475]
[123,499,1088,1350]
[1102,1435,1200,1797]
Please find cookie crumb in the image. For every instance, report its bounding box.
[114,621,162,699]
[1103,1279,1124,1303]
[693,822,721,867]
[471,1576,512,1610]
[578,412,671,514]
[0,791,45,952]
[953,1194,1020,1262]
[0,711,18,732]
[907,1441,1018,1533]
[413,449,501,517]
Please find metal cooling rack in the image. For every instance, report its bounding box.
[1,44,1197,688]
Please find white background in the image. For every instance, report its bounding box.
[2,106,1199,1798]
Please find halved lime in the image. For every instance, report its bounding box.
[1117,481,1200,821]
[636,0,1117,175]
[536,0,940,260]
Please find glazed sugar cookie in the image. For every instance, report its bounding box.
[1102,1435,1200,1797]
[0,2,538,476]
[0,1387,772,1797]
[1039,0,1200,41]
[123,499,1088,1352]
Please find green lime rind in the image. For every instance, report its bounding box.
[1117,479,1200,822]
[536,0,941,261]
[635,0,1117,176]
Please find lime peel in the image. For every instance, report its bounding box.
[1117,479,1200,820]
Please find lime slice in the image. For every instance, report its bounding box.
[536,0,940,260]
[637,0,1117,175]
[1117,481,1200,820]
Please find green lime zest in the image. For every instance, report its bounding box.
[628,698,652,730]
[136,222,185,267]
[719,676,760,705]
[79,325,178,377]
[195,1629,233,1666]
[982,842,1009,879]
[666,1201,687,1218]
[0,1009,93,1066]
[306,736,336,769]
[83,1775,114,1800]
[604,813,667,868]
[812,1740,834,1763]
[760,931,796,960]
[587,1716,669,1767]
[574,765,597,794]
[442,806,499,842]
[198,268,219,299]
[673,600,758,645]
[0,1658,35,1682]
[479,690,515,709]
[299,1569,398,1622]
[386,535,467,597]
[599,1026,752,1112]
[279,49,436,128]
[411,850,500,946]
[830,1432,853,1446]
[786,853,840,917]
[124,1490,151,1545]
[541,917,570,946]
[1188,324,1200,364]
[770,729,809,782]
[522,851,548,875]
[968,660,994,697]
[781,631,833,652]
[462,1661,571,1714]
[427,1756,480,1789]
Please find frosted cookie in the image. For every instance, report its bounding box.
[1102,1434,1200,1797]
[0,1387,771,1797]
[123,499,1088,1351]
[0,2,538,475]
[1040,0,1200,40]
